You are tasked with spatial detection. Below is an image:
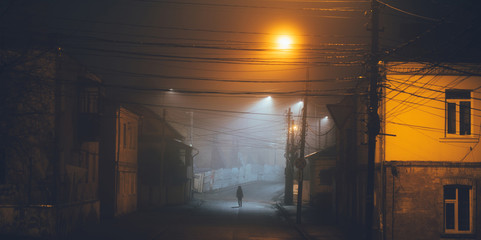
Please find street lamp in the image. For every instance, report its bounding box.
[275,33,307,223]
[277,35,292,50]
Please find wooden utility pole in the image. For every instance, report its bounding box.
[296,95,307,224]
[296,65,309,224]
[366,0,380,239]
[285,109,293,205]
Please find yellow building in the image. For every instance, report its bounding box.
[330,62,481,240]
[380,62,481,240]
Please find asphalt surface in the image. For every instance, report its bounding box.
[2,181,346,240]
[69,181,304,240]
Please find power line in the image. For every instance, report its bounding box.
[377,0,441,22]
[69,46,364,66]
[134,0,366,13]
[91,65,360,84]
[57,17,369,40]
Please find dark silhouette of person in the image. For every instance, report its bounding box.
[236,186,244,207]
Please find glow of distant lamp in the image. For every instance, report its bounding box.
[266,96,272,100]
[277,35,292,50]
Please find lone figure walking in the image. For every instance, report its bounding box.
[236,186,244,207]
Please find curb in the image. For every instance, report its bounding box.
[275,202,313,240]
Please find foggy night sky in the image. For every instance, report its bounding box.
[2,0,479,169]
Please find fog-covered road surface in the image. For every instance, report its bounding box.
[151,181,303,240]
[68,181,306,240]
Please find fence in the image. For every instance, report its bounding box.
[193,164,283,192]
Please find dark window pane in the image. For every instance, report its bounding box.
[0,149,5,184]
[458,187,470,231]
[123,123,127,149]
[444,186,456,199]
[446,203,455,229]
[446,89,471,99]
[460,101,471,135]
[447,103,456,134]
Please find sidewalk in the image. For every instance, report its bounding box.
[276,202,347,240]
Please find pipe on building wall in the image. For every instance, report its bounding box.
[391,166,398,240]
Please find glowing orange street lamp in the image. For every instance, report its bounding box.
[276,35,293,50]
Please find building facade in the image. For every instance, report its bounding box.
[137,108,194,208]
[331,62,481,240]
[380,62,481,240]
[0,49,101,237]
[99,106,140,218]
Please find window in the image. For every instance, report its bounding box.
[77,86,101,142]
[446,89,471,136]
[179,149,186,165]
[444,185,472,233]
[79,87,99,114]
[0,149,5,184]
[123,123,127,149]
[128,123,133,149]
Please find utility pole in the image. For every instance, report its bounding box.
[296,64,309,224]
[296,95,307,224]
[366,0,380,239]
[285,109,293,205]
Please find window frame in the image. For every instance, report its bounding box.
[445,89,473,137]
[444,184,474,234]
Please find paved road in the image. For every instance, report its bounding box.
[151,181,302,240]
[69,181,305,240]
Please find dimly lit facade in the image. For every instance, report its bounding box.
[137,107,194,207]
[305,148,336,219]
[0,49,102,238]
[99,105,140,218]
[328,94,369,237]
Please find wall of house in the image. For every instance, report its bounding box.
[56,56,101,235]
[384,71,481,163]
[309,156,336,213]
[115,107,139,216]
[384,162,481,240]
[0,51,101,237]
[138,140,167,208]
[137,111,193,208]
[329,94,371,237]
[381,63,481,240]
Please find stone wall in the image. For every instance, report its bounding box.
[384,161,481,240]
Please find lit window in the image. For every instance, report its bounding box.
[446,89,471,136]
[444,185,472,233]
